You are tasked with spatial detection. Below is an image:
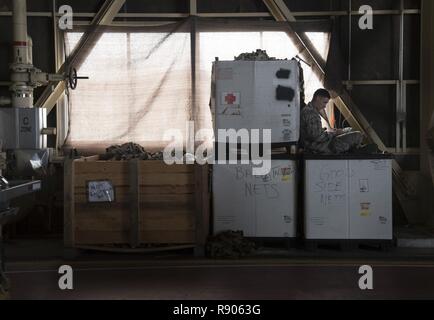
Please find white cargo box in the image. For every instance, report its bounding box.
[213,159,298,238]
[212,60,300,144]
[304,155,393,240]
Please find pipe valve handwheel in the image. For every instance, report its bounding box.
[67,67,89,90]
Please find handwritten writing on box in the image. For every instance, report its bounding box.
[234,165,295,200]
[314,166,346,207]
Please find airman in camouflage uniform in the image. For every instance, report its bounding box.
[300,89,364,154]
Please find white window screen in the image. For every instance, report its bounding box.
[64,28,329,152]
[305,32,333,128]
[65,30,192,153]
[306,32,330,61]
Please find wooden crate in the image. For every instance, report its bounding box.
[64,156,209,254]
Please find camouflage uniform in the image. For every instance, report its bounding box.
[300,103,363,154]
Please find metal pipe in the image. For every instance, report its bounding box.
[12,0,29,65]
[27,34,33,65]
[11,0,33,108]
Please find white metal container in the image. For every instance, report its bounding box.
[348,159,393,240]
[213,159,298,238]
[304,156,393,240]
[304,159,349,239]
[212,60,300,144]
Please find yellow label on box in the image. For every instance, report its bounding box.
[360,203,371,217]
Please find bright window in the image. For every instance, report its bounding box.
[65,31,192,151]
[64,28,330,151]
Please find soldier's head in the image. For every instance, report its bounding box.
[312,89,331,111]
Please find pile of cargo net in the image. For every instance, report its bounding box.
[100,142,164,161]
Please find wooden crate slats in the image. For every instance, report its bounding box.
[139,210,196,231]
[74,160,193,174]
[74,202,130,210]
[150,200,196,210]
[139,230,195,243]
[73,192,195,206]
[75,230,130,244]
[75,209,130,231]
[74,160,129,173]
[129,159,140,248]
[64,158,75,247]
[74,174,129,187]
[73,186,195,202]
[75,230,195,245]
[65,156,209,250]
[74,173,194,187]
[139,185,195,194]
[75,208,195,232]
[140,162,194,173]
[194,165,210,248]
[139,173,194,186]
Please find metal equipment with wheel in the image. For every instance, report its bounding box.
[0,0,84,298]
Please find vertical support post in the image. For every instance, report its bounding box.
[190,0,197,15]
[63,158,75,248]
[396,81,401,153]
[129,159,140,248]
[194,164,209,257]
[348,0,352,86]
[397,0,405,153]
[53,0,59,137]
[53,0,69,152]
[53,0,60,152]
[189,15,198,160]
[403,83,407,152]
[190,16,197,124]
[53,0,58,70]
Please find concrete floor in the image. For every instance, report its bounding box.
[5,262,434,300]
[2,238,434,300]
